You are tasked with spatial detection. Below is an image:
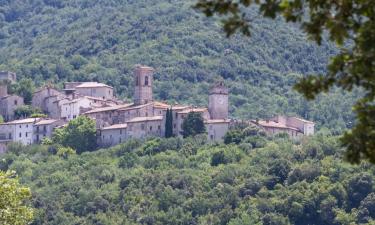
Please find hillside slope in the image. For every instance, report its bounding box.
[0,0,356,131]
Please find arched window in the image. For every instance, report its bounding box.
[136,77,139,86]
[145,76,149,86]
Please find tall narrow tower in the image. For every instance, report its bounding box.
[209,81,229,120]
[133,65,154,105]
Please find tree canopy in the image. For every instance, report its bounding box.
[195,0,375,164]
[181,112,206,137]
[52,116,97,154]
[0,170,33,225]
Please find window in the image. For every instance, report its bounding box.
[173,124,176,129]
[14,100,17,105]
[136,77,139,86]
[158,125,161,130]
[102,135,105,139]
[19,133,21,138]
[43,126,47,132]
[8,133,11,139]
[150,126,152,131]
[19,125,21,128]
[26,132,28,137]
[145,76,149,86]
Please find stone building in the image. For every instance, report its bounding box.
[0,95,24,121]
[252,115,315,138]
[32,87,64,113]
[209,81,229,120]
[99,124,128,147]
[33,119,65,144]
[70,82,114,100]
[0,118,41,145]
[134,65,154,105]
[0,71,16,83]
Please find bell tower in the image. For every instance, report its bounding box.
[209,81,229,120]
[133,65,154,105]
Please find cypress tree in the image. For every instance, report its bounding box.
[165,108,174,138]
[165,108,170,138]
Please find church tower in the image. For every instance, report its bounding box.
[133,65,154,105]
[209,81,229,120]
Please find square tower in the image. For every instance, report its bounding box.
[133,65,154,105]
[209,81,229,120]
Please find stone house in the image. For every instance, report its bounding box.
[74,82,114,100]
[99,123,128,147]
[0,118,41,145]
[0,95,24,121]
[206,119,231,142]
[126,116,164,140]
[32,87,64,113]
[60,97,96,121]
[33,119,66,144]
[83,104,133,128]
[252,115,315,138]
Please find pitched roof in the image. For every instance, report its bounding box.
[76,82,113,89]
[3,118,41,125]
[127,116,163,123]
[34,119,59,126]
[255,120,300,131]
[118,102,153,111]
[177,108,208,114]
[205,119,230,124]
[83,104,133,114]
[101,123,128,130]
[291,117,315,124]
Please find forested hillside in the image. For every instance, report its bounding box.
[0,0,358,132]
[1,133,374,225]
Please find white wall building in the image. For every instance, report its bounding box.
[0,118,41,145]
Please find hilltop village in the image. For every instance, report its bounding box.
[0,66,314,153]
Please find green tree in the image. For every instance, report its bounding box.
[14,105,41,119]
[181,112,206,138]
[194,0,375,164]
[0,171,33,225]
[12,78,35,104]
[52,116,97,154]
[165,108,173,138]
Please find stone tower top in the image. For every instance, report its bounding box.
[210,81,229,95]
[209,81,229,120]
[0,71,16,83]
[133,65,154,105]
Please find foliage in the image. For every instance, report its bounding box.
[14,105,42,119]
[0,170,33,225]
[165,108,173,138]
[52,116,97,153]
[194,0,375,163]
[1,134,374,225]
[0,0,357,136]
[10,78,35,104]
[181,112,206,138]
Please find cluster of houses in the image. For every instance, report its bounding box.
[0,65,315,153]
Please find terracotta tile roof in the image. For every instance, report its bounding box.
[101,123,128,130]
[118,102,153,111]
[291,117,315,124]
[83,103,133,114]
[34,119,60,126]
[127,116,163,123]
[205,119,230,124]
[76,82,113,89]
[177,108,208,114]
[256,120,300,131]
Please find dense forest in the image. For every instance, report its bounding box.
[1,130,375,225]
[0,0,359,132]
